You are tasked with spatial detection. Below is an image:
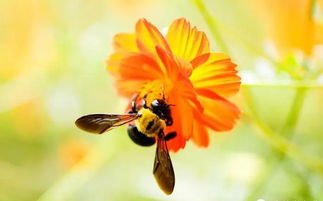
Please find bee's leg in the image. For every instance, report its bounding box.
[165,132,176,141]
[127,124,156,146]
[142,94,148,108]
[166,117,173,126]
[129,94,139,113]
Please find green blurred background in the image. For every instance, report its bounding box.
[1,0,323,200]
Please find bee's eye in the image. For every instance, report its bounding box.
[151,100,160,108]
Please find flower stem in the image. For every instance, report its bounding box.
[309,0,317,21]
[242,87,323,176]
[281,88,307,136]
[191,0,230,53]
[243,87,314,200]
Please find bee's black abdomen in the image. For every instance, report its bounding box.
[127,124,156,146]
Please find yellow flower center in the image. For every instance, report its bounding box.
[139,78,173,106]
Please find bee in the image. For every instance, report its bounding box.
[75,94,176,195]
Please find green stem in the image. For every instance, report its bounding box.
[242,87,323,175]
[309,0,317,21]
[191,0,230,53]
[243,87,312,200]
[281,88,307,137]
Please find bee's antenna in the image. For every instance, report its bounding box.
[161,85,166,100]
[131,93,139,113]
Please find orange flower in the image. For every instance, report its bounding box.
[249,0,323,55]
[107,18,240,152]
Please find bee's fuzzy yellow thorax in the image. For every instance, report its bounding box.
[136,108,166,136]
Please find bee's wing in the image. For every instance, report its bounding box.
[153,132,175,195]
[75,114,138,134]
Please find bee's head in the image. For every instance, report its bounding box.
[150,99,173,126]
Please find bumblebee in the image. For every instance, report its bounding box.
[75,94,176,195]
[127,94,175,146]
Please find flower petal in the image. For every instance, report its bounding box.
[190,53,240,97]
[165,93,192,152]
[165,78,206,151]
[166,18,210,62]
[172,92,194,140]
[113,33,138,52]
[107,52,165,97]
[107,52,163,80]
[195,89,240,131]
[165,124,186,152]
[155,46,178,79]
[155,46,194,81]
[192,120,209,147]
[135,19,171,57]
[114,80,147,97]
